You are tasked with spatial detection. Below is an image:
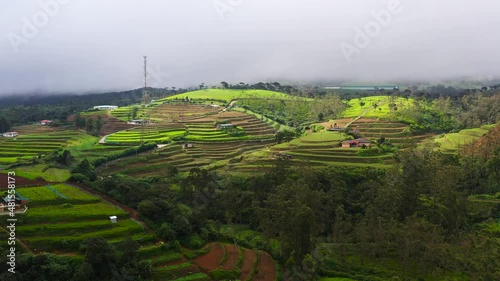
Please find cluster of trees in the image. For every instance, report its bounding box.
[240,94,345,128]
[0,87,180,127]
[396,92,500,133]
[219,81,300,95]
[74,113,104,135]
[0,114,12,133]
[0,105,78,127]
[0,238,151,281]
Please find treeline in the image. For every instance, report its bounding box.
[219,81,300,95]
[395,92,500,133]
[239,94,345,128]
[0,238,151,281]
[0,87,178,128]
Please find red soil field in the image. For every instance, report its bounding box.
[221,244,239,270]
[0,173,47,188]
[194,243,225,271]
[254,251,276,281]
[239,249,256,281]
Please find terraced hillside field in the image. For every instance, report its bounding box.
[0,184,152,253]
[0,130,81,165]
[110,105,150,121]
[100,111,275,176]
[226,130,393,174]
[349,118,432,148]
[105,123,186,144]
[432,124,496,153]
[149,102,221,122]
[98,144,201,176]
[150,242,276,281]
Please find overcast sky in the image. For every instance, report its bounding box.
[0,0,499,95]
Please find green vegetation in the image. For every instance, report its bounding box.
[106,126,186,144]
[433,124,496,152]
[161,89,294,102]
[343,95,413,118]
[7,165,72,182]
[0,130,80,164]
[1,85,499,281]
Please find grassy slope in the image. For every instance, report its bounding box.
[342,96,414,119]
[5,165,71,182]
[7,184,150,253]
[433,124,496,152]
[160,89,295,102]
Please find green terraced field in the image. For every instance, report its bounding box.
[23,202,128,223]
[433,124,496,152]
[0,131,87,165]
[106,126,186,144]
[8,164,72,182]
[110,105,150,121]
[224,130,393,174]
[5,184,148,253]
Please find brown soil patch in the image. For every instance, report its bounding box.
[0,173,47,188]
[239,249,256,281]
[221,244,239,270]
[194,243,225,271]
[254,251,276,281]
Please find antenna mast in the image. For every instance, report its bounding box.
[142,56,150,104]
[143,56,147,88]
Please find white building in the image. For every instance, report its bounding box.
[93,105,118,111]
[127,120,145,125]
[2,132,18,137]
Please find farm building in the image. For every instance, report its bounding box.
[127,119,146,125]
[0,194,28,214]
[40,119,53,125]
[328,123,344,131]
[182,143,194,149]
[216,123,234,130]
[93,105,118,110]
[342,138,371,148]
[2,132,18,138]
[272,152,293,160]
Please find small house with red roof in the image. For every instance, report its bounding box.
[341,138,371,148]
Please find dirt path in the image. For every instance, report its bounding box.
[98,134,109,144]
[346,100,387,128]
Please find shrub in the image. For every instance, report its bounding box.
[183,234,205,249]
[209,268,241,280]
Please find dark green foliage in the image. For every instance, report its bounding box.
[72,159,97,181]
[276,130,296,143]
[0,239,150,281]
[209,268,241,280]
[0,114,12,133]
